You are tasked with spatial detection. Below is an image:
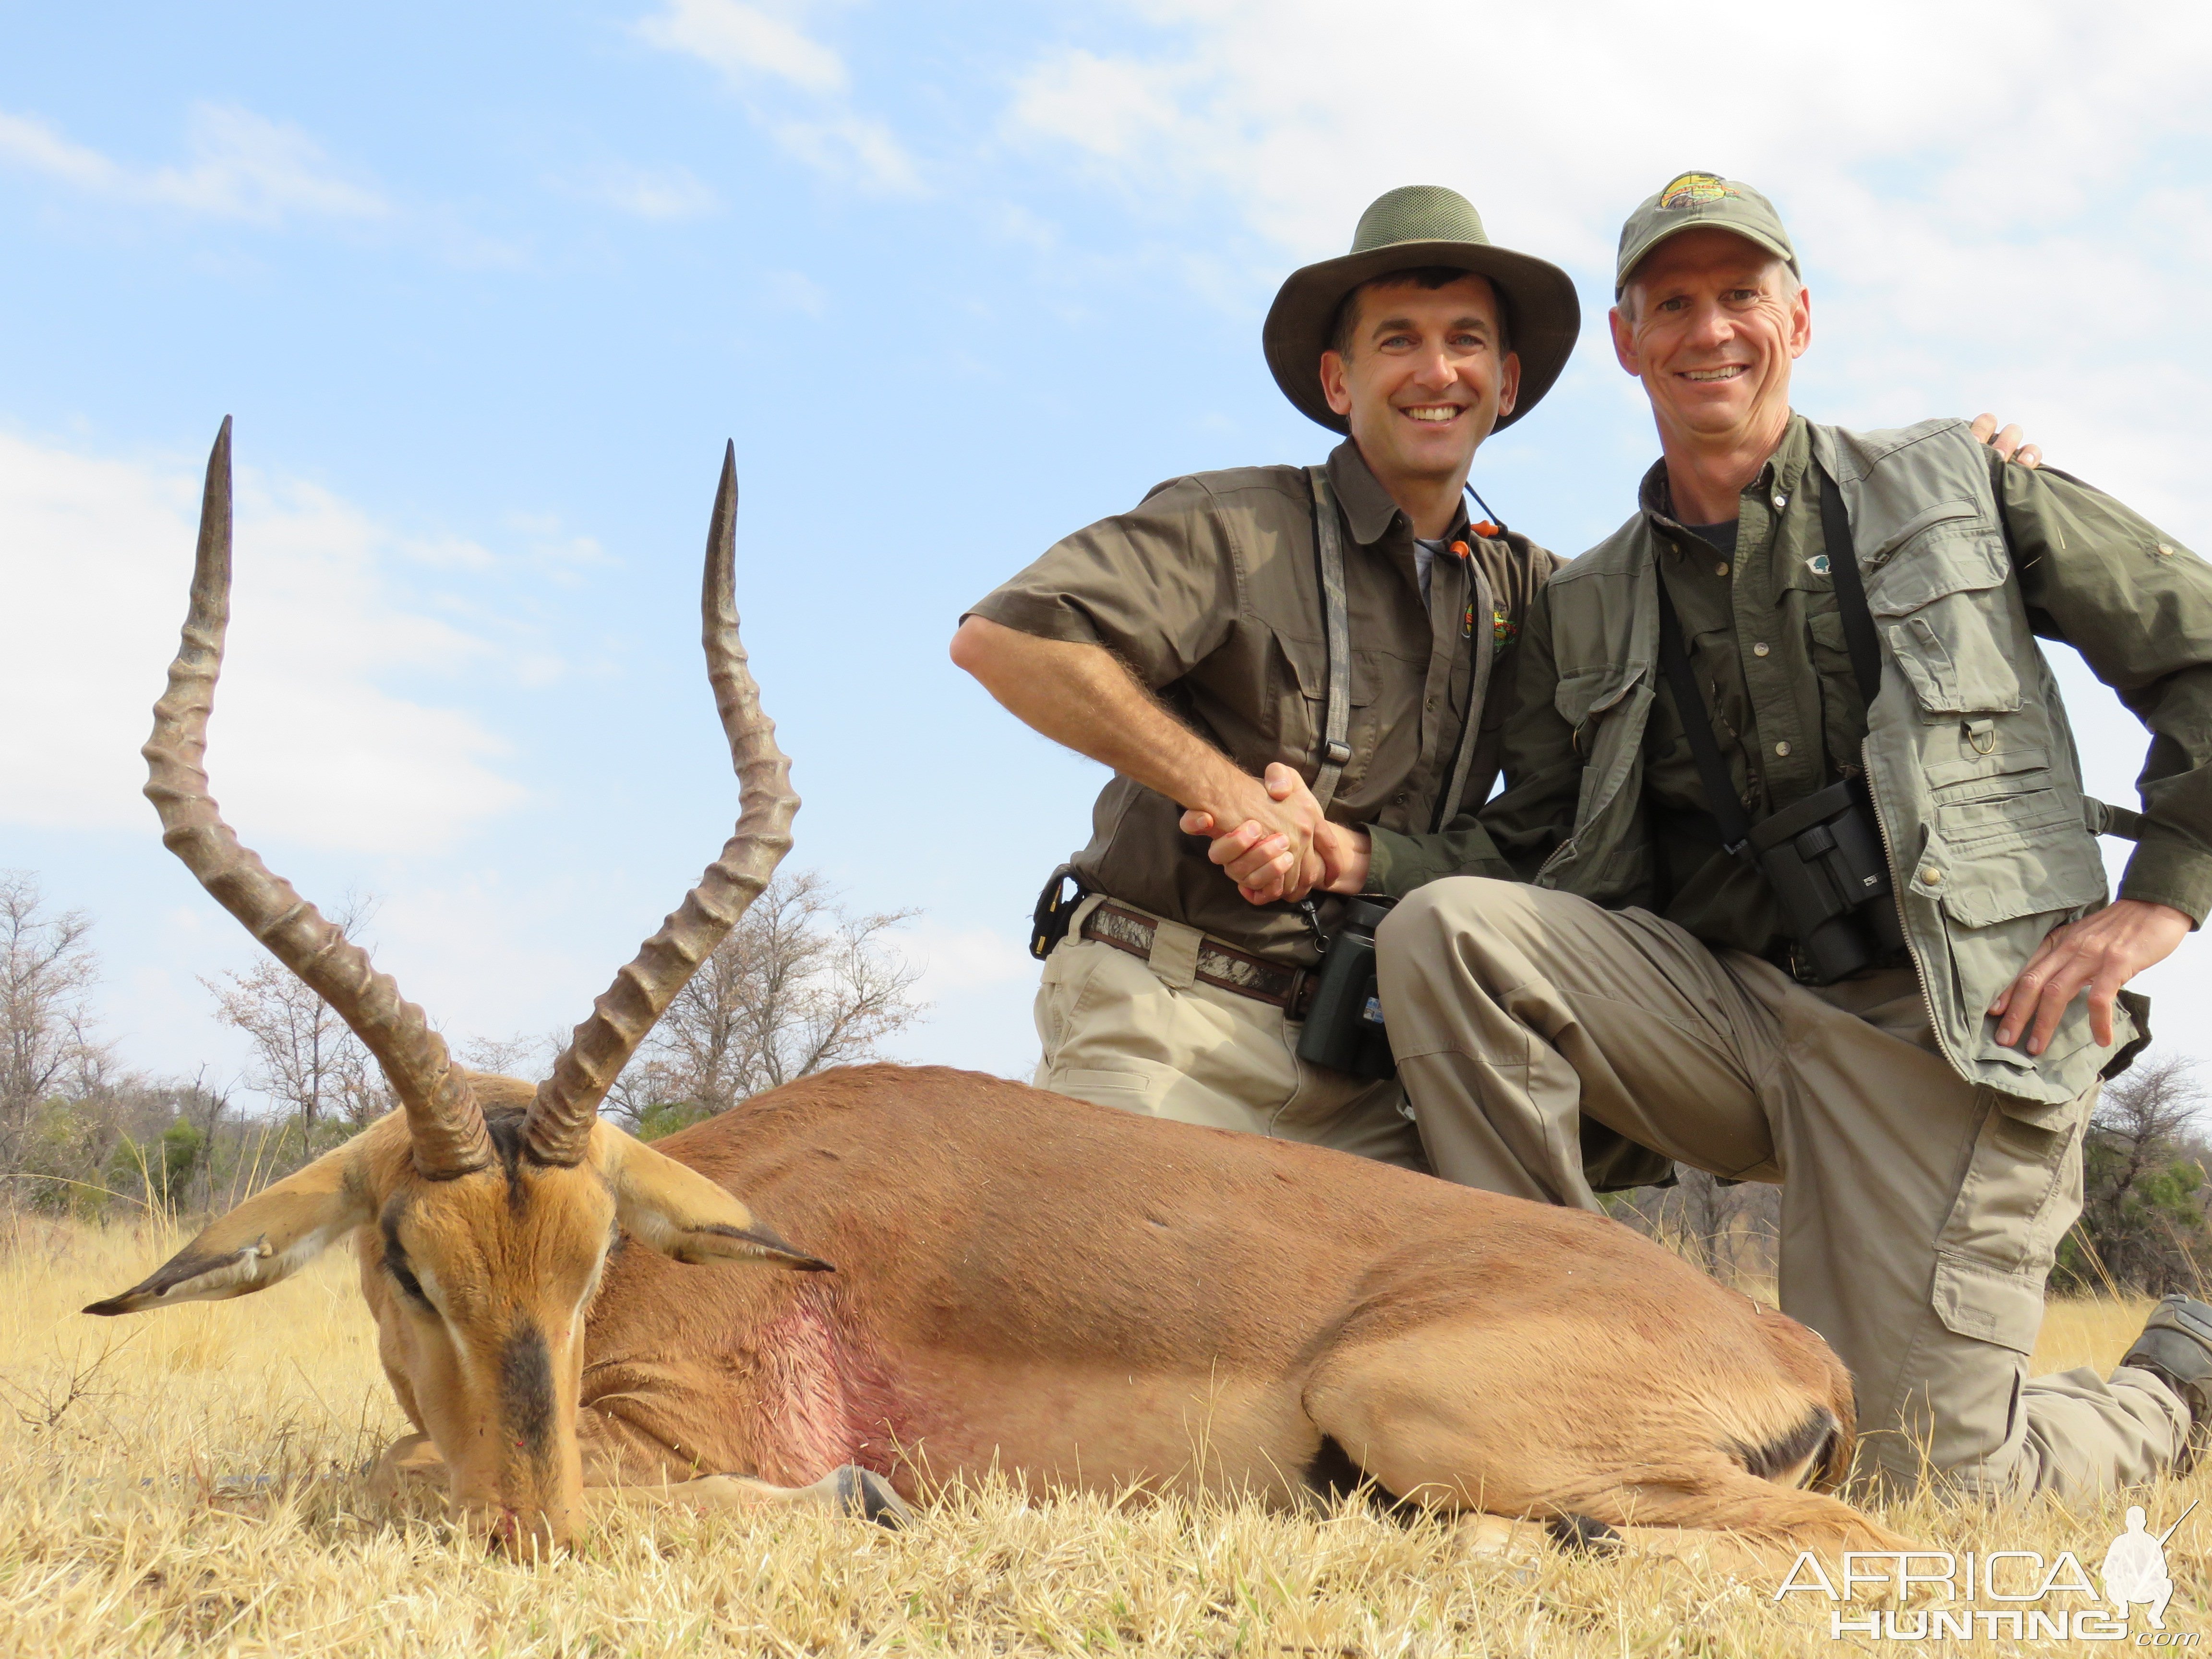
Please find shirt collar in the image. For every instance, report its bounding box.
[1637,411,1813,544]
[1326,439,1469,549]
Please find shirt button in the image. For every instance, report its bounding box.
[1393,792,1408,806]
[1774,740,1792,757]
[1753,641,1770,657]
[2156,543,2176,558]
[1773,493,1787,511]
[1922,867,1944,886]
[1715,562,1731,578]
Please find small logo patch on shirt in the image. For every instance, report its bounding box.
[1491,607,1518,645]
[1805,553,1832,576]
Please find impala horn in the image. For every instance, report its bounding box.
[523,443,798,1167]
[144,419,492,1179]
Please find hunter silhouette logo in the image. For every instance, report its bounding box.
[1776,1501,2197,1642]
[2102,1501,2192,1631]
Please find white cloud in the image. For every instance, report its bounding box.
[564,161,720,220]
[639,0,847,94]
[0,101,387,224]
[0,429,528,854]
[637,0,921,194]
[1003,0,2212,523]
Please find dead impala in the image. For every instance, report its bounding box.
[91,421,1906,1558]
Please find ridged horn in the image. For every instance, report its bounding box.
[524,444,797,1166]
[144,419,492,1179]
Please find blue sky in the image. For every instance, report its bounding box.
[4,1,2211,1100]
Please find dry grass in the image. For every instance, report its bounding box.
[1,1213,2207,1657]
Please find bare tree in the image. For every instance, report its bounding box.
[2060,1052,2212,1295]
[204,895,390,1133]
[459,1032,561,1080]
[0,872,107,1165]
[613,870,925,1125]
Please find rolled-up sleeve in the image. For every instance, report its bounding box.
[2004,457,2212,925]
[962,477,1241,689]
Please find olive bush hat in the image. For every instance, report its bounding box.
[1262,185,1580,435]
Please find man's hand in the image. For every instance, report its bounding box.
[1971,412,2043,470]
[1988,898,2191,1057]
[1180,764,1373,905]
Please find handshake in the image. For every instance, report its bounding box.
[1178,762,1373,907]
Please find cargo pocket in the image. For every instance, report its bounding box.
[1910,806,2112,1079]
[1930,1254,2047,1356]
[1869,533,2021,716]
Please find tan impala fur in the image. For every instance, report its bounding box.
[91,421,1908,1561]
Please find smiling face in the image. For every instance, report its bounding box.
[1610,227,1810,459]
[1319,273,1519,499]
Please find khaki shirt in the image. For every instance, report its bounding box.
[1378,413,2212,957]
[966,440,1556,963]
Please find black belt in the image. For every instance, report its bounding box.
[1080,902,1317,1020]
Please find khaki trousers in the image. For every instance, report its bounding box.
[1374,877,2185,1500]
[1034,895,1427,1170]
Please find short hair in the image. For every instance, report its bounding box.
[1327,266,1514,361]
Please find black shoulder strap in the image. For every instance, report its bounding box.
[1653,570,1754,856]
[1815,460,1884,709]
[1655,464,1882,860]
[1306,466,1354,811]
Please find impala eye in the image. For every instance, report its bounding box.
[383,1238,435,1311]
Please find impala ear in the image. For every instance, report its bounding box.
[84,1140,372,1316]
[607,1131,832,1272]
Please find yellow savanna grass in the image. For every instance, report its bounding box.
[0,1210,2206,1656]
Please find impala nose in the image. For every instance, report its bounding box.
[482,1503,565,1557]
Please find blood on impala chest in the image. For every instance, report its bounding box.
[742,1288,915,1486]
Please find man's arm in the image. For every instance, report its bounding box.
[950,617,1326,878]
[1182,582,1582,902]
[1986,455,2212,1057]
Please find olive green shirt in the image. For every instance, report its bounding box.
[1370,412,2212,956]
[967,440,1557,964]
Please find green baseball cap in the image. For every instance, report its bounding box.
[1263,185,1580,434]
[1614,171,1799,296]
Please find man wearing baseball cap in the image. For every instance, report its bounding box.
[949,185,1577,1160]
[1356,171,2212,1495]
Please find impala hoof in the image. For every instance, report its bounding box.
[833,1465,913,1529]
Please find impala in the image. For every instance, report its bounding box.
[92,422,1905,1559]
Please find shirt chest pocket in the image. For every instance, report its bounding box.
[1865,506,2020,716]
[1268,629,1378,770]
[1555,663,1642,761]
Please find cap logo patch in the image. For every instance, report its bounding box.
[1659,172,1739,210]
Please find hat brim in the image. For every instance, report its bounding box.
[1614,218,1797,296]
[1262,241,1581,435]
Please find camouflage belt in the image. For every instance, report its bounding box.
[1081,902,1316,1019]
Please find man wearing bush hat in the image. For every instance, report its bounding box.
[1352,169,2212,1497]
[950,185,1581,1162]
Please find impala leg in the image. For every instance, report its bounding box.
[1303,1323,1911,1560]
[587,1467,914,1529]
